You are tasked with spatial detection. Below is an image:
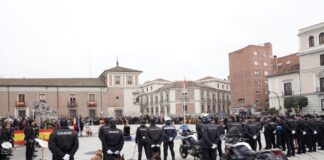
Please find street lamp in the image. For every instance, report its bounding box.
[182,89,188,124]
[268,90,282,114]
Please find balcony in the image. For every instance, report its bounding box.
[88,101,96,107]
[282,91,293,96]
[316,87,324,94]
[16,101,26,107]
[68,101,78,108]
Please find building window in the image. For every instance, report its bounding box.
[184,105,188,112]
[18,94,25,102]
[226,86,229,90]
[264,62,268,66]
[264,52,268,57]
[127,76,133,85]
[222,85,224,89]
[39,94,46,102]
[254,70,260,75]
[89,109,96,119]
[256,90,259,94]
[255,80,260,85]
[264,71,269,76]
[265,99,269,103]
[256,99,260,103]
[320,33,324,45]
[284,82,292,96]
[201,105,204,112]
[239,99,245,105]
[254,51,258,55]
[286,61,291,64]
[265,80,268,84]
[89,94,95,102]
[320,54,324,66]
[70,94,76,102]
[278,63,282,66]
[320,77,324,92]
[309,36,314,47]
[116,96,119,100]
[322,99,324,111]
[115,76,120,85]
[18,110,26,118]
[167,105,170,114]
[217,84,220,88]
[151,86,153,90]
[207,105,211,112]
[254,61,259,65]
[213,105,216,112]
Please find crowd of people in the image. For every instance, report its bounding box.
[1,113,324,159]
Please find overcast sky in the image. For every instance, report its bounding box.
[0,0,323,83]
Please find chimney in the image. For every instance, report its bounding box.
[273,55,278,73]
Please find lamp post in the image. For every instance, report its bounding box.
[182,89,187,124]
[269,91,282,114]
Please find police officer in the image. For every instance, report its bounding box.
[307,116,318,152]
[99,117,110,160]
[196,117,203,140]
[135,119,149,160]
[318,115,324,150]
[146,116,162,159]
[277,116,288,151]
[201,114,220,160]
[214,117,225,157]
[255,117,263,151]
[285,115,297,157]
[162,117,177,160]
[102,119,124,160]
[24,119,36,160]
[244,118,259,151]
[0,122,13,156]
[296,115,306,154]
[49,118,79,160]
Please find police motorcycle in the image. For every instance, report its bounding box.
[0,142,13,160]
[221,134,287,160]
[178,124,202,160]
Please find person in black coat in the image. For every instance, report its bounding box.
[162,117,177,160]
[99,117,110,160]
[296,115,307,154]
[146,116,162,159]
[48,118,79,160]
[102,119,124,160]
[24,119,36,160]
[135,119,149,160]
[201,114,220,160]
[244,119,259,151]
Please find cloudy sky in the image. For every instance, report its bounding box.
[0,0,323,83]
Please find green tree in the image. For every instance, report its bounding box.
[267,108,278,116]
[295,96,308,114]
[284,96,308,114]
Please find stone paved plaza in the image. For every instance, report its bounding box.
[11,125,324,160]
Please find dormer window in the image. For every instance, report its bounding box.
[309,36,314,47]
[320,33,324,45]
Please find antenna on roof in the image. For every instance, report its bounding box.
[116,54,119,67]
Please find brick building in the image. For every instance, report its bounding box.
[229,42,273,113]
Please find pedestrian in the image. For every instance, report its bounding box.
[48,118,79,160]
[162,117,177,160]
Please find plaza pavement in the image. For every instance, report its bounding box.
[11,125,324,160]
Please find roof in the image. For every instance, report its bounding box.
[196,76,215,81]
[0,78,106,87]
[103,66,142,73]
[157,81,211,91]
[229,42,272,55]
[267,64,300,77]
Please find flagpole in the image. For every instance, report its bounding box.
[182,77,186,124]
